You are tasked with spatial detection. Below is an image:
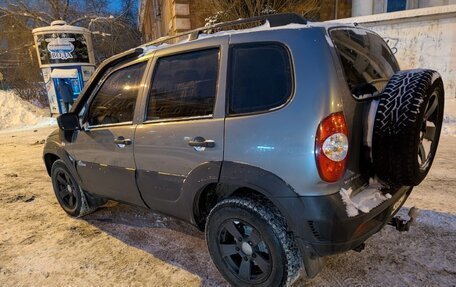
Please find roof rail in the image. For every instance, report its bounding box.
[144,13,307,47]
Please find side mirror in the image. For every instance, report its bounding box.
[57,113,80,131]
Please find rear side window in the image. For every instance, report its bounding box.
[330,29,400,93]
[146,48,219,120]
[87,62,146,126]
[228,43,293,115]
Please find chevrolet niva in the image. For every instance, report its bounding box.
[43,14,444,287]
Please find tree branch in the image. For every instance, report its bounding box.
[0,42,34,56]
[0,5,51,26]
[63,0,70,21]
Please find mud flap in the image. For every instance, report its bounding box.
[297,241,326,278]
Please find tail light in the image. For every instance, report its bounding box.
[315,112,349,182]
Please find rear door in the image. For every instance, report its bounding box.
[71,60,148,206]
[134,37,228,217]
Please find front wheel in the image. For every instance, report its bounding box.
[51,159,103,217]
[205,197,302,287]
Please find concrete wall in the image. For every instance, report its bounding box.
[352,0,456,16]
[335,5,456,100]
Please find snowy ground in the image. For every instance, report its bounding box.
[0,127,455,287]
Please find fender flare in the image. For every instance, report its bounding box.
[183,161,302,229]
[43,131,85,189]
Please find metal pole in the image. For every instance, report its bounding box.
[335,0,339,19]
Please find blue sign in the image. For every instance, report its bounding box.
[47,38,75,60]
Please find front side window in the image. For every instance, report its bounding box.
[146,48,219,121]
[228,43,293,115]
[87,62,146,126]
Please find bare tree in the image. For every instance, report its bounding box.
[0,0,141,104]
[205,0,321,25]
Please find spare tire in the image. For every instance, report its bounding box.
[372,69,444,186]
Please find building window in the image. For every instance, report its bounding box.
[387,0,407,12]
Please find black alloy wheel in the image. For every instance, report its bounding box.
[217,219,272,283]
[206,197,302,287]
[51,159,100,217]
[54,168,79,212]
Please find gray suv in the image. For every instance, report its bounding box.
[44,14,444,287]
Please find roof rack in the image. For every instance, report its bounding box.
[144,13,307,48]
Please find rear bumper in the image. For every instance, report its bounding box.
[278,185,412,257]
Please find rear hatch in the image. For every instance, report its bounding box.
[328,27,400,190]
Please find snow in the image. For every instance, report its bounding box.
[340,178,392,217]
[50,68,79,79]
[32,23,89,34]
[139,42,170,55]
[198,20,309,38]
[0,90,56,132]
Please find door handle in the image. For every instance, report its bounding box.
[187,136,215,148]
[114,136,132,147]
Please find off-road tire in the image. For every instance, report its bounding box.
[205,197,302,287]
[372,69,444,186]
[51,160,102,217]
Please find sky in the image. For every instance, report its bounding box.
[107,1,122,12]
[107,0,138,13]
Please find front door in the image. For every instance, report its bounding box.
[72,61,148,206]
[134,38,228,217]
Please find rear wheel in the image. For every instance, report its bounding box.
[51,160,103,217]
[206,197,302,287]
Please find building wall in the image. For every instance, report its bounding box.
[139,0,213,42]
[188,1,213,29]
[319,0,352,21]
[139,0,354,40]
[352,0,456,16]
[335,5,456,101]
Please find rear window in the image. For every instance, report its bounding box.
[228,43,293,115]
[330,28,400,94]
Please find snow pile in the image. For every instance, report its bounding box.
[340,178,392,217]
[0,90,56,131]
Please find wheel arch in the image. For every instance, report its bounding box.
[44,153,60,176]
[192,161,300,231]
[43,141,85,190]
